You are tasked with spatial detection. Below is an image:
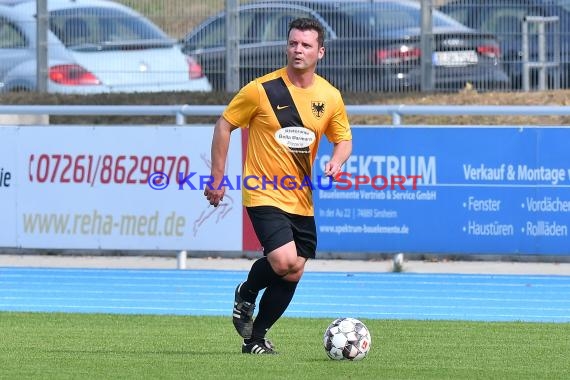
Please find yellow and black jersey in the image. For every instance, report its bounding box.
[223,67,352,216]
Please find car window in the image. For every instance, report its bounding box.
[551,0,570,13]
[484,12,523,36]
[479,8,544,37]
[440,7,474,27]
[188,10,258,49]
[241,10,265,44]
[259,9,315,42]
[336,2,465,37]
[0,17,26,48]
[190,16,224,48]
[49,7,168,48]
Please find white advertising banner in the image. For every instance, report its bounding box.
[9,125,242,250]
[0,127,18,247]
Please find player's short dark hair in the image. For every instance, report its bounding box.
[288,18,325,47]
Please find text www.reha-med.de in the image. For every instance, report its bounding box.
[22,210,186,237]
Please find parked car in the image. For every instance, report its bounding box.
[0,0,212,93]
[181,0,510,92]
[439,0,570,89]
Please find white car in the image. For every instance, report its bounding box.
[0,0,212,93]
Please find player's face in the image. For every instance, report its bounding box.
[286,28,325,72]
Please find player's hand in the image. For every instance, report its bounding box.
[204,187,225,207]
[324,161,342,180]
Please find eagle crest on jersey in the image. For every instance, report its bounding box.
[311,101,325,119]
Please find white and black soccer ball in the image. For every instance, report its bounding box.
[323,317,372,361]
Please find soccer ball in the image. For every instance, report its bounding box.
[323,317,371,361]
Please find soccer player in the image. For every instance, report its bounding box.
[203,17,352,354]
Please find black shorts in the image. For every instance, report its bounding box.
[246,205,317,259]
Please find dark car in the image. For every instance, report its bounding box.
[182,0,511,92]
[439,0,570,89]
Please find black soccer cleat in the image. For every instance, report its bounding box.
[232,283,255,338]
[242,339,277,355]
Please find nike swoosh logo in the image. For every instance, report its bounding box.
[276,105,289,110]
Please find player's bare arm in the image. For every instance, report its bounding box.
[324,140,352,179]
[204,117,238,207]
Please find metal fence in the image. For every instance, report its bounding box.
[4,103,570,126]
[0,0,568,94]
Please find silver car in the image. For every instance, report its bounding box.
[0,0,212,93]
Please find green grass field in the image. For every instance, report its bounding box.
[1,312,569,379]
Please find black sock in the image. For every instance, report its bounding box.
[239,257,281,303]
[249,278,298,341]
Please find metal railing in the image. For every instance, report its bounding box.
[3,104,570,126]
[522,16,561,91]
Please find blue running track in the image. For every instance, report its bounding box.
[1,267,569,322]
